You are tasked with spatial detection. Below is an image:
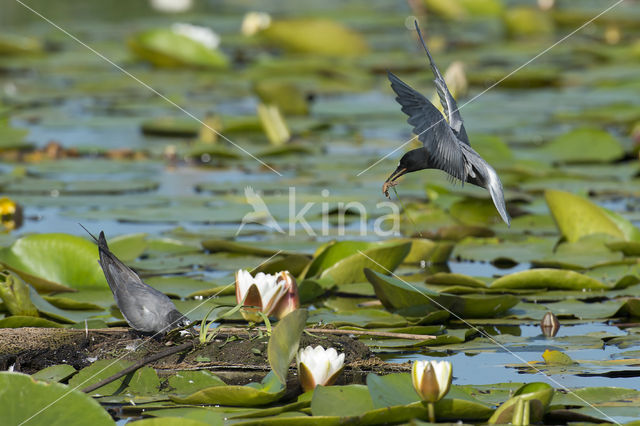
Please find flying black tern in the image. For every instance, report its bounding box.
[383,21,510,226]
[82,226,190,334]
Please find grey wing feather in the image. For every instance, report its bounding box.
[414,21,469,145]
[388,71,466,182]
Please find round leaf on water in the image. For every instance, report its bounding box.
[129,29,228,69]
[168,371,225,395]
[68,360,132,396]
[365,269,518,317]
[302,241,377,279]
[268,309,308,385]
[622,298,640,317]
[393,238,453,264]
[491,268,608,291]
[0,233,107,290]
[261,19,369,56]
[126,367,161,395]
[425,273,487,288]
[539,128,624,164]
[32,364,77,383]
[108,233,148,262]
[320,242,411,285]
[366,373,419,408]
[542,349,575,365]
[130,418,210,426]
[171,371,285,406]
[0,372,114,426]
[0,316,64,328]
[545,190,625,243]
[311,385,374,417]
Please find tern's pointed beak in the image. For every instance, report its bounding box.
[382,166,407,197]
[386,166,407,183]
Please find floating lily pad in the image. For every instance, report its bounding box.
[491,268,608,291]
[317,242,411,285]
[0,233,107,291]
[0,372,113,425]
[311,385,374,417]
[365,269,518,318]
[260,19,368,56]
[129,29,228,69]
[171,371,285,407]
[168,371,226,396]
[69,360,132,396]
[32,364,77,383]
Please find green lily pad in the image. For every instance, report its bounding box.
[129,418,210,426]
[0,316,64,328]
[0,372,114,426]
[539,128,624,164]
[108,233,148,262]
[0,233,107,291]
[366,373,493,421]
[171,371,285,407]
[268,309,308,385]
[319,242,411,285]
[260,19,368,56]
[365,269,518,318]
[311,385,374,417]
[545,190,631,243]
[490,268,608,291]
[168,371,226,395]
[32,365,77,383]
[308,308,407,328]
[128,29,228,69]
[68,360,132,396]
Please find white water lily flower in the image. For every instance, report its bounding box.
[411,360,452,403]
[296,345,345,392]
[171,23,220,50]
[241,12,272,36]
[235,269,299,321]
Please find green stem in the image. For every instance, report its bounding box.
[428,402,435,423]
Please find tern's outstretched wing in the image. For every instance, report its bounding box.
[414,21,469,145]
[388,71,466,182]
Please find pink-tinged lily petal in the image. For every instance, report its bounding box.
[239,283,264,322]
[271,271,300,319]
[298,361,317,392]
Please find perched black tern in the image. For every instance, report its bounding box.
[82,226,190,334]
[383,21,510,226]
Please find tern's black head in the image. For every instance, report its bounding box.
[386,148,427,184]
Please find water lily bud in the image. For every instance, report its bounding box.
[0,270,39,317]
[412,360,452,402]
[540,311,560,337]
[242,12,272,36]
[296,345,345,392]
[235,269,300,321]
